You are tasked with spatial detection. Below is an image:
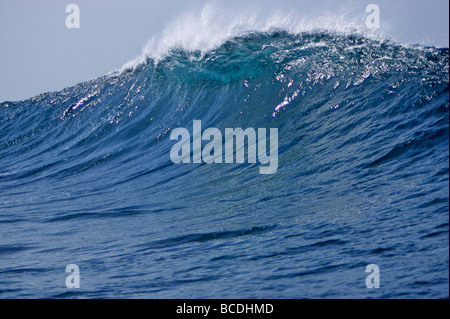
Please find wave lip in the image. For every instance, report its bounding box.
[119,2,388,71]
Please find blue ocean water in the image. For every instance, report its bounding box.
[0,31,448,298]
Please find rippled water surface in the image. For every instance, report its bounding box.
[0,32,448,298]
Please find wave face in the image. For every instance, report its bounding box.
[0,31,448,298]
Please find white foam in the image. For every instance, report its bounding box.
[116,1,388,72]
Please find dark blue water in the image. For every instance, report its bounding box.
[0,32,448,298]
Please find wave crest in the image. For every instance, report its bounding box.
[119,2,385,71]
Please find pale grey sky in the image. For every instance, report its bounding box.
[0,0,448,102]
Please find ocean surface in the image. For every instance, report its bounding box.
[0,31,448,298]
